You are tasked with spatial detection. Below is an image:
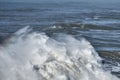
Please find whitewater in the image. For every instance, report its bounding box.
[0,26,119,80]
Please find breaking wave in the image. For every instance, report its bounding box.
[0,26,119,80]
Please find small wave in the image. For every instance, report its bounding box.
[83,20,120,25]
[0,27,119,80]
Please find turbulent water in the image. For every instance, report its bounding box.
[0,27,119,80]
[0,1,120,80]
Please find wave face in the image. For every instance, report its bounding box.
[0,27,119,80]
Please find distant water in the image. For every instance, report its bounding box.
[0,2,120,79]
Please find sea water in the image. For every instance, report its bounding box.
[0,1,120,80]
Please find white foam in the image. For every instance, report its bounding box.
[0,27,119,80]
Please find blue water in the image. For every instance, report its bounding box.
[0,2,120,51]
[0,1,120,79]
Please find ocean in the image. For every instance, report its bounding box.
[0,1,120,80]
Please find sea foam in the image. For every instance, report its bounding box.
[0,26,119,80]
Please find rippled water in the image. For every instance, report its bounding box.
[0,1,120,79]
[0,2,120,51]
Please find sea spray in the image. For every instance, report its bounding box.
[0,27,119,80]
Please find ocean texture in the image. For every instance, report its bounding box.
[0,2,120,80]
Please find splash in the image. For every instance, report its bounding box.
[0,27,119,80]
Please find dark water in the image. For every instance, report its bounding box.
[0,1,120,78]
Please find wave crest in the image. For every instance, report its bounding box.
[0,27,119,80]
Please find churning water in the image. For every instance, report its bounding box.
[0,27,119,80]
[0,1,120,80]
